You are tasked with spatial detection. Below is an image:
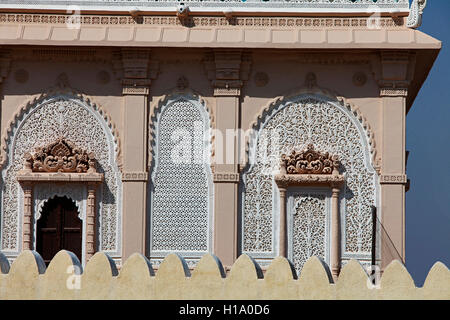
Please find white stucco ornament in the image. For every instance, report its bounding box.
[407,0,427,29]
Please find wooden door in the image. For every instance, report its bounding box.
[36,196,82,265]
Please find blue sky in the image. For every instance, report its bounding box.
[405,0,450,286]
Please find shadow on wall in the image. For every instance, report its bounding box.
[0,250,449,300]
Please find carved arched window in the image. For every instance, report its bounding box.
[0,94,122,265]
[240,94,378,273]
[148,94,213,267]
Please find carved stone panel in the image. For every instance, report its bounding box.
[241,94,377,264]
[149,95,213,261]
[24,138,97,173]
[287,189,331,274]
[280,144,340,175]
[1,95,122,260]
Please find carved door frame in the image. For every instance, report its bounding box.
[274,144,344,280]
[16,138,103,265]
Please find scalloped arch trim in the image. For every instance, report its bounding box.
[148,88,215,168]
[0,87,123,171]
[36,194,83,222]
[244,86,379,172]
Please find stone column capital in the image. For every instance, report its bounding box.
[112,48,159,96]
[204,49,252,97]
[370,51,416,98]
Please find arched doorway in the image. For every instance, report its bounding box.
[36,196,82,265]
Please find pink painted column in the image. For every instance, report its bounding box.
[331,185,341,281]
[22,182,33,251]
[278,187,287,258]
[85,183,97,262]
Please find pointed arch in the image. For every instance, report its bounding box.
[0,86,122,171]
[148,88,215,169]
[243,86,379,173]
[240,86,379,268]
[147,90,214,266]
[0,87,122,261]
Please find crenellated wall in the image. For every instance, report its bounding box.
[0,250,448,300]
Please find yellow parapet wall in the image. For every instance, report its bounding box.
[0,250,449,300]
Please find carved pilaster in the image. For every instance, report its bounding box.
[86,182,97,262]
[22,182,33,251]
[279,187,287,258]
[331,186,341,281]
[117,49,158,260]
[204,49,251,266]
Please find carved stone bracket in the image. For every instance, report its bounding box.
[204,49,252,97]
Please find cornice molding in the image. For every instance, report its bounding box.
[16,171,104,183]
[274,173,345,189]
[0,13,406,29]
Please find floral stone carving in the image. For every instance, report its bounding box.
[24,138,97,173]
[280,144,340,175]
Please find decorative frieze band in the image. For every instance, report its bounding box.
[121,171,149,182]
[213,172,240,183]
[213,88,241,97]
[0,14,405,29]
[274,174,346,189]
[379,174,408,184]
[122,86,150,96]
[380,88,408,97]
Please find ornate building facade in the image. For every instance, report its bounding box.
[0,0,440,278]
